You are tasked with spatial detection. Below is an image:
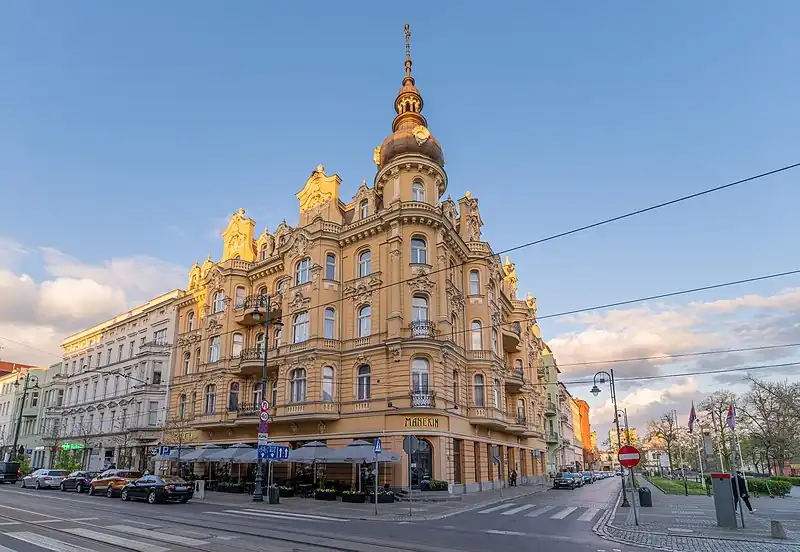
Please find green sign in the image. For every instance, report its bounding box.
[61,443,85,451]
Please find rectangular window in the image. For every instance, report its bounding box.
[107,349,112,365]
[153,329,167,345]
[92,380,98,401]
[56,389,64,406]
[152,362,162,385]
[147,401,158,426]
[128,341,134,357]
[324,309,335,339]
[30,391,39,407]
[209,337,221,362]
[118,345,124,362]
[325,254,336,280]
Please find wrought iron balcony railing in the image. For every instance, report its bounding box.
[410,320,436,338]
[411,392,435,408]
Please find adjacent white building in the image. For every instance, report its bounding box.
[53,290,183,471]
[1,364,47,462]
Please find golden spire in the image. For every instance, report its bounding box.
[404,24,412,80]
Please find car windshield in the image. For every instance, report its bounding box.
[559,472,575,478]
[583,472,591,476]
[49,470,68,476]
[161,477,187,484]
[119,471,141,478]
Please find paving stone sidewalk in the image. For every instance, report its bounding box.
[197,482,550,521]
[595,475,800,551]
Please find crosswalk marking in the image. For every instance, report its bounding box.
[62,528,170,552]
[501,504,537,516]
[5,531,96,552]
[578,507,601,522]
[478,503,516,514]
[216,509,348,523]
[550,506,578,519]
[0,544,18,552]
[525,505,556,517]
[108,524,209,546]
[240,508,350,522]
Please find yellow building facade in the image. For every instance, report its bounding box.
[168,27,549,493]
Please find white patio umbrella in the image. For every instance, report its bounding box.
[204,443,254,462]
[180,443,223,462]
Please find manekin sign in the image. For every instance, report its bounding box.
[404,417,439,428]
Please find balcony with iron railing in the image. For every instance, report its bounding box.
[505,367,524,392]
[545,401,557,416]
[508,412,527,435]
[468,406,509,430]
[234,293,282,326]
[502,321,522,352]
[409,320,436,339]
[545,431,560,444]
[410,391,435,408]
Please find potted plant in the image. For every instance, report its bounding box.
[278,485,294,498]
[341,489,366,503]
[216,481,246,494]
[369,490,395,503]
[421,479,448,492]
[314,488,338,501]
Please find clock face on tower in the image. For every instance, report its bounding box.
[412,125,431,146]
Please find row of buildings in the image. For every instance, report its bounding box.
[1,27,598,491]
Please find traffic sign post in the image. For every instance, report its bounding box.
[617,445,640,525]
[257,444,289,461]
[373,439,382,516]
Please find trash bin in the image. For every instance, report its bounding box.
[268,485,280,505]
[638,486,652,507]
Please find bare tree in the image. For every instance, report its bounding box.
[648,413,680,472]
[161,413,195,476]
[741,378,800,475]
[41,419,64,468]
[107,422,136,469]
[699,390,738,470]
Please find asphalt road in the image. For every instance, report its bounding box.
[0,478,632,552]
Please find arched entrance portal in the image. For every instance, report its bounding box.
[411,438,433,486]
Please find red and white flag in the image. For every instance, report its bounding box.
[726,405,736,432]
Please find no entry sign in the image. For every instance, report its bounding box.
[618,445,641,468]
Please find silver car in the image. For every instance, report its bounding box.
[21,469,68,490]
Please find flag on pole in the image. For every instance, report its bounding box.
[688,402,697,433]
[726,404,736,432]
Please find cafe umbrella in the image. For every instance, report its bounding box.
[204,443,254,462]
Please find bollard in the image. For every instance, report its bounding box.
[771,520,788,540]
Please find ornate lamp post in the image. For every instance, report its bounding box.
[591,369,630,507]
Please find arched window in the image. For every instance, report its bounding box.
[516,398,526,423]
[234,286,246,308]
[228,382,240,411]
[491,329,499,354]
[451,314,459,343]
[296,257,311,285]
[257,286,268,301]
[412,295,429,322]
[290,368,307,403]
[231,333,244,358]
[359,199,369,219]
[493,379,501,408]
[178,394,187,419]
[186,312,195,332]
[357,305,371,337]
[293,312,309,343]
[190,391,197,417]
[474,374,485,407]
[324,308,336,339]
[213,291,225,313]
[514,359,523,376]
[208,336,221,362]
[276,279,287,295]
[357,365,371,400]
[183,352,191,375]
[358,250,371,277]
[325,253,336,280]
[469,270,480,295]
[256,332,265,353]
[260,245,269,260]
[410,237,427,264]
[412,357,429,394]
[252,382,261,407]
[271,379,278,406]
[194,348,201,370]
[204,384,216,414]
[412,180,425,202]
[452,370,459,406]
[322,366,334,402]
[471,321,482,350]
[274,326,283,347]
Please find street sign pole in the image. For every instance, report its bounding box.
[373,439,382,516]
[618,445,641,526]
[253,295,272,502]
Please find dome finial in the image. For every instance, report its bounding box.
[404,24,412,79]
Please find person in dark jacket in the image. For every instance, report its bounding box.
[732,471,755,513]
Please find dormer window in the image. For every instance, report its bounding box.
[359,200,369,219]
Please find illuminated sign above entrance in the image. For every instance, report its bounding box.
[404,417,439,428]
[61,443,85,451]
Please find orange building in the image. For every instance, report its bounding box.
[575,399,595,469]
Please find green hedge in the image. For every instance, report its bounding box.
[769,476,800,486]
[702,476,792,496]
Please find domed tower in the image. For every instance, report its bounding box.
[374,24,447,206]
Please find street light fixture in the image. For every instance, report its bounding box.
[591,369,630,507]
[9,372,39,462]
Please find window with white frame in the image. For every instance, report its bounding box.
[412,180,425,202]
[290,369,307,403]
[209,336,221,362]
[147,401,158,425]
[293,312,309,343]
[358,250,371,277]
[252,383,261,407]
[183,352,191,375]
[204,385,216,414]
[231,333,244,358]
[412,295,429,321]
[359,199,369,218]
[471,321,482,350]
[271,380,278,406]
[153,329,167,345]
[469,270,480,295]
[325,253,336,280]
[322,366,334,401]
[274,326,282,347]
[152,362,162,384]
[474,374,485,407]
[324,308,336,339]
[357,365,371,400]
[187,311,195,332]
[412,358,429,394]
[213,291,225,313]
[256,332,265,352]
[296,258,311,285]
[452,370,459,406]
[357,305,371,337]
[493,379,501,408]
[410,236,427,264]
[234,286,246,308]
[228,382,240,411]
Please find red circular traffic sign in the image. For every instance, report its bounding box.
[618,445,641,468]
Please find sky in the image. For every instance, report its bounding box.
[1,1,798,444]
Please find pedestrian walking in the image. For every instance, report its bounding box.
[732,471,755,513]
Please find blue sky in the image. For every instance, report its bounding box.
[1,1,798,439]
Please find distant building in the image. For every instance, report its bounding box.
[608,427,639,450]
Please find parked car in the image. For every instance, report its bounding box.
[0,462,20,484]
[20,469,68,489]
[553,472,580,490]
[581,471,594,484]
[60,471,97,493]
[120,475,193,504]
[89,469,142,498]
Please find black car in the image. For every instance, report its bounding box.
[0,462,20,484]
[120,475,193,504]
[553,472,580,489]
[60,471,97,493]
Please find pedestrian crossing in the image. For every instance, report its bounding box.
[477,502,604,522]
[212,508,352,524]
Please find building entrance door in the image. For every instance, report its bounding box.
[411,439,433,486]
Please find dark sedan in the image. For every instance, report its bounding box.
[120,475,193,504]
[553,472,580,489]
[60,471,97,493]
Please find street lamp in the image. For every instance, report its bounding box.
[10,372,39,462]
[591,369,630,507]
[251,294,283,502]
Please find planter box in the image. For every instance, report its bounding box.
[278,488,294,498]
[314,491,337,501]
[369,494,395,504]
[421,487,447,492]
[342,494,366,503]
[216,486,245,494]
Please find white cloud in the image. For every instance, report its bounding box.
[694,288,800,313]
[0,238,27,269]
[38,278,127,322]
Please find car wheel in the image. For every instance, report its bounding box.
[76,483,83,493]
[106,487,114,498]
[60,483,66,492]
[88,485,95,496]
[147,490,157,504]
[121,489,129,501]
[35,481,41,490]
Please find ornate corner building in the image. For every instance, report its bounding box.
[168,26,554,492]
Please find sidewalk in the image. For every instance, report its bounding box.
[595,475,800,552]
[196,482,551,521]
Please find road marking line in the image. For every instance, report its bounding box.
[30,519,68,524]
[578,507,601,521]
[62,528,169,552]
[108,524,210,546]
[501,504,537,516]
[214,511,341,523]
[0,504,61,518]
[524,505,556,517]
[71,518,99,522]
[215,535,240,540]
[0,544,19,552]
[240,508,350,522]
[550,506,578,519]
[485,529,526,536]
[478,503,516,514]
[0,522,20,526]
[122,519,161,527]
[5,531,96,552]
